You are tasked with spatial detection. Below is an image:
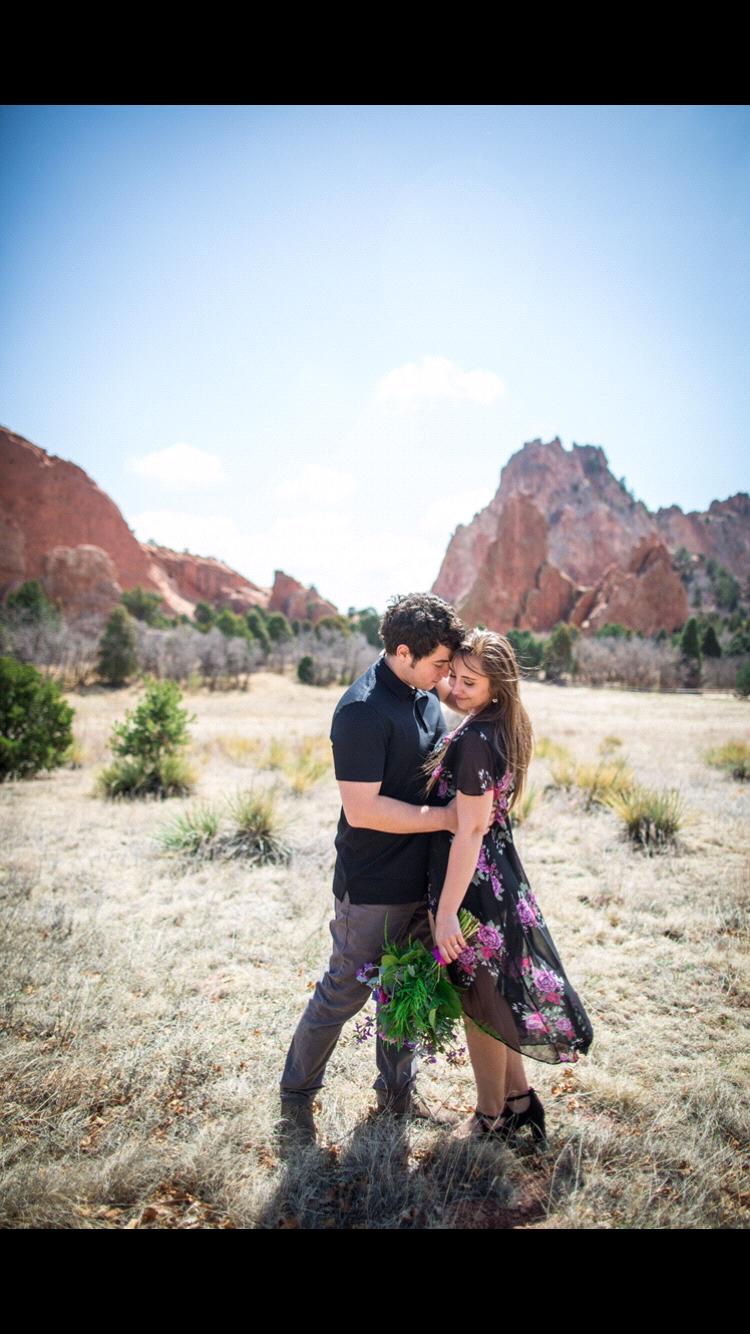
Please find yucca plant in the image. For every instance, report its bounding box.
[704,740,750,781]
[603,784,684,850]
[574,758,635,811]
[157,802,222,856]
[217,787,292,864]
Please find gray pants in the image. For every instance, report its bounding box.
[279,890,434,1105]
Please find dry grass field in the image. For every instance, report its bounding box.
[2,672,749,1229]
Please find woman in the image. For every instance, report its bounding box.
[426,628,594,1144]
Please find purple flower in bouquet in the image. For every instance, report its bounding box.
[432,947,447,966]
[457,945,477,972]
[356,962,376,984]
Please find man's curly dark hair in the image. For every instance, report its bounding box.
[379,592,465,661]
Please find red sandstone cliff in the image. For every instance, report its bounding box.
[433,437,747,635]
[0,427,338,624]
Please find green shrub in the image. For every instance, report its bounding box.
[506,628,544,671]
[98,677,196,799]
[2,579,60,625]
[297,655,315,685]
[121,585,169,626]
[97,607,139,686]
[603,785,684,850]
[543,624,574,682]
[0,656,74,781]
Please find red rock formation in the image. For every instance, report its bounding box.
[43,545,124,622]
[654,493,750,573]
[570,537,688,635]
[269,571,338,624]
[0,426,339,624]
[142,543,269,618]
[0,427,153,593]
[433,437,747,635]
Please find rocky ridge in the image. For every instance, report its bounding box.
[432,437,748,634]
[0,427,338,624]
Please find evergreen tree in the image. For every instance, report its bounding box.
[680,617,702,661]
[245,610,271,654]
[121,585,169,626]
[97,608,139,687]
[2,579,60,625]
[266,612,293,643]
[542,623,574,682]
[701,624,722,658]
[0,656,74,781]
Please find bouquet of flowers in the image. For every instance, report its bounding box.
[355,908,484,1061]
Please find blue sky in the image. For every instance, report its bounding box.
[1,104,748,611]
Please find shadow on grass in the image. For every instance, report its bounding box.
[259,1112,560,1229]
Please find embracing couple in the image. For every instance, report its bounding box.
[279,592,593,1147]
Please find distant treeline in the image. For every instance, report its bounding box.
[1,580,749,695]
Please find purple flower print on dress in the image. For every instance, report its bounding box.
[489,867,504,900]
[476,845,491,875]
[477,924,503,953]
[437,777,450,799]
[532,965,564,1003]
[516,896,538,929]
[555,1016,575,1038]
[523,1009,553,1035]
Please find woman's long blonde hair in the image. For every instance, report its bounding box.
[424,627,534,811]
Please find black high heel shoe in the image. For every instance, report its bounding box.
[495,1087,547,1148]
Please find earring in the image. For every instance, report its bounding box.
[491,697,498,703]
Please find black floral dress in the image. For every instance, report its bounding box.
[427,717,594,1064]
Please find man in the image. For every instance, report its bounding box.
[278,592,466,1143]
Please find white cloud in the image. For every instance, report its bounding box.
[376,356,505,409]
[418,490,491,542]
[274,464,357,507]
[128,441,228,489]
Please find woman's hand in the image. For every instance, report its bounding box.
[435,911,468,964]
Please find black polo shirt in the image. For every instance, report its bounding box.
[329,652,447,904]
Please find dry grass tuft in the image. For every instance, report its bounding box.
[705,740,750,782]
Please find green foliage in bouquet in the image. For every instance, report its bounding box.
[357,909,482,1057]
